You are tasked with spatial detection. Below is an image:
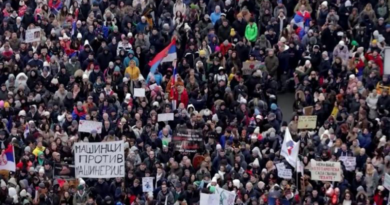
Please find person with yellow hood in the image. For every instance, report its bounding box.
[33,141,45,157]
[125,60,141,81]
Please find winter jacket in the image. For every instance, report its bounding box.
[125,65,141,80]
[245,23,258,42]
[264,55,279,77]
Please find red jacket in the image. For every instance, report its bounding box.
[365,53,384,75]
[172,88,189,107]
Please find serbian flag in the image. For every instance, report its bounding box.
[293,11,311,29]
[148,38,177,73]
[48,0,62,15]
[0,144,16,171]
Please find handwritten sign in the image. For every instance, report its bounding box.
[276,163,292,179]
[242,61,260,75]
[78,120,102,134]
[158,113,174,122]
[310,160,341,182]
[339,156,356,171]
[142,177,154,192]
[297,116,317,129]
[25,27,41,43]
[303,106,313,115]
[134,88,145,97]
[74,141,125,178]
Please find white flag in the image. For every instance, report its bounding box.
[297,159,304,173]
[281,128,300,168]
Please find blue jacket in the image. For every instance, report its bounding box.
[136,22,148,33]
[123,50,140,68]
[358,133,372,149]
[146,72,163,85]
[210,12,221,25]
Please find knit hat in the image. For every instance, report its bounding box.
[230,28,236,36]
[20,189,27,197]
[233,179,240,188]
[271,103,278,110]
[199,50,206,56]
[51,78,59,85]
[351,40,358,46]
[345,0,351,7]
[3,102,9,108]
[39,167,44,174]
[114,66,120,72]
[24,146,31,153]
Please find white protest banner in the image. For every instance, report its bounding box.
[276,163,292,179]
[134,88,145,97]
[25,27,41,43]
[200,193,219,205]
[215,187,236,205]
[310,160,341,182]
[74,141,125,178]
[158,113,174,122]
[384,173,390,190]
[142,177,154,192]
[297,116,317,129]
[339,156,356,171]
[78,120,102,134]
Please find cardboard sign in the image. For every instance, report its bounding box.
[276,163,292,179]
[384,173,390,190]
[142,177,154,192]
[74,141,125,178]
[303,106,313,115]
[297,116,317,129]
[134,88,145,97]
[310,160,341,182]
[158,113,174,122]
[242,61,260,75]
[339,156,356,171]
[78,120,102,134]
[25,28,41,43]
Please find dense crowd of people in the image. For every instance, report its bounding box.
[0,0,390,204]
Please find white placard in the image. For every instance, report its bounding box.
[158,113,174,122]
[384,173,390,190]
[200,193,219,205]
[384,47,390,75]
[215,187,236,205]
[339,156,356,171]
[142,177,154,192]
[25,28,41,43]
[134,88,145,97]
[276,163,292,179]
[74,141,125,178]
[78,120,102,134]
[310,160,341,182]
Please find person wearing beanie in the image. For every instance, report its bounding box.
[71,101,87,121]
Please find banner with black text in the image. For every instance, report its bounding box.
[74,141,125,178]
